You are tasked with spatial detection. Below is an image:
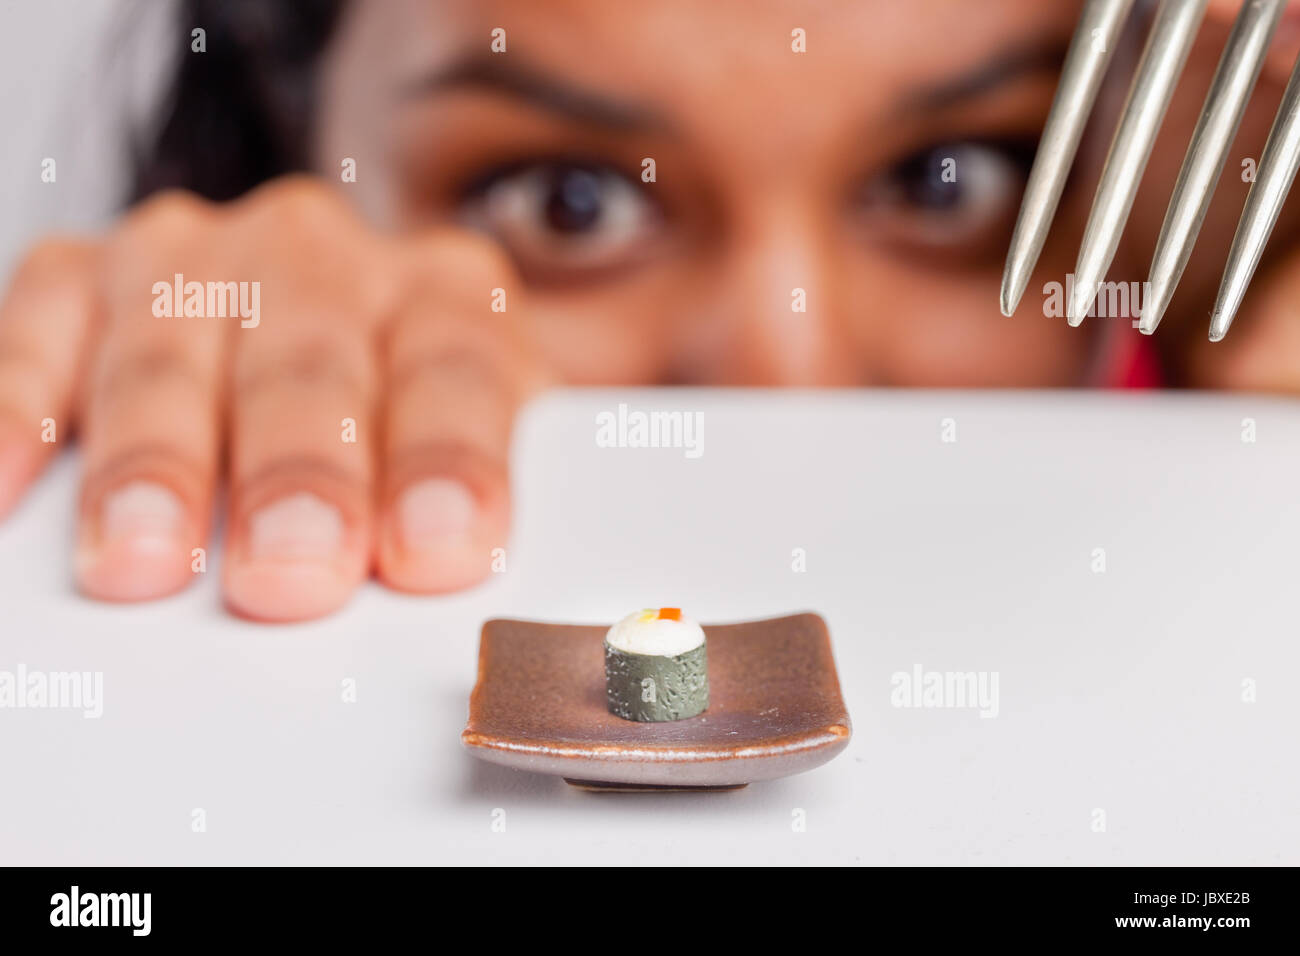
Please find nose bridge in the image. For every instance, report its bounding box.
[676,200,860,386]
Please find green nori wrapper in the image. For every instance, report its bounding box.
[605,640,709,722]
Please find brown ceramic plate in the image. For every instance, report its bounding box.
[462,612,851,789]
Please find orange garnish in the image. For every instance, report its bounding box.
[657,607,682,621]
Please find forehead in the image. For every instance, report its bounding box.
[335,0,1077,121]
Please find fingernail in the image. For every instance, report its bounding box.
[397,478,476,550]
[246,492,344,561]
[98,481,186,552]
[225,492,359,621]
[76,480,192,601]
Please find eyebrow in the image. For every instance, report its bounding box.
[401,55,674,133]
[903,40,1069,113]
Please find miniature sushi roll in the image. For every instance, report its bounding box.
[605,608,709,722]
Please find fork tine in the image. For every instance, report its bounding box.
[1209,51,1300,342]
[1000,0,1135,317]
[1141,0,1286,335]
[1069,0,1209,326]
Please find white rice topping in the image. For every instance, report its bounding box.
[605,609,706,657]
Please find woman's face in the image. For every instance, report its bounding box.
[315,0,1094,387]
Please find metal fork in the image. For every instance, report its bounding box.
[1000,0,1300,341]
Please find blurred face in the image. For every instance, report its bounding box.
[316,0,1095,386]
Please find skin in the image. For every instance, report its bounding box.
[0,0,1299,621]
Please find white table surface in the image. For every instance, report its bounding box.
[1,389,1297,866]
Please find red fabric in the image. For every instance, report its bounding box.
[1105,330,1163,389]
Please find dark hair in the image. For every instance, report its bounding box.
[131,0,348,203]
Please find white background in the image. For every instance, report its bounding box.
[0,0,168,281]
[2,390,1297,865]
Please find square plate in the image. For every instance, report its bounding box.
[462,612,851,788]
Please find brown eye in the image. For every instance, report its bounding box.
[461,162,659,280]
[860,139,1035,259]
[542,167,604,233]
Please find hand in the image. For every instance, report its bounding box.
[0,176,547,621]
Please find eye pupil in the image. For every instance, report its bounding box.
[903,149,962,211]
[545,167,603,233]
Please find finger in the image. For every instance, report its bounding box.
[76,197,227,601]
[377,233,540,593]
[215,178,390,622]
[0,239,99,518]
[222,311,379,622]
